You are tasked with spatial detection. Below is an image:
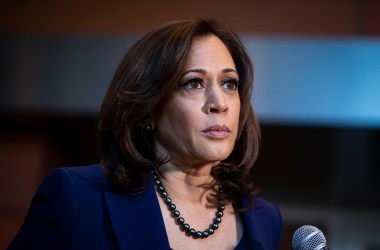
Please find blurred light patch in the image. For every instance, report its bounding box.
[244,36,380,128]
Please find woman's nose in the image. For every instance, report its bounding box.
[205,85,229,114]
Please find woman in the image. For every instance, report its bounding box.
[8,19,282,250]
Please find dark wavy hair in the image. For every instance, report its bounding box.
[98,18,261,207]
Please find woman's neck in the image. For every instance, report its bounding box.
[156,161,216,205]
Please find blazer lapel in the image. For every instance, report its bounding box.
[240,199,266,250]
[104,177,170,250]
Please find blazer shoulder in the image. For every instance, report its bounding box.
[8,164,110,250]
[57,164,104,179]
[50,164,109,190]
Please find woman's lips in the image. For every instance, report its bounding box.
[202,125,231,138]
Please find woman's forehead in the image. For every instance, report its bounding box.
[184,35,236,72]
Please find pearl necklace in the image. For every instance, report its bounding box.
[152,170,225,239]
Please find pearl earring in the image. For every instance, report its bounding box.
[144,124,153,131]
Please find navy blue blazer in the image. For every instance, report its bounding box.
[8,165,282,250]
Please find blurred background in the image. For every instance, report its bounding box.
[1,0,379,249]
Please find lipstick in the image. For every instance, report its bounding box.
[202,125,231,138]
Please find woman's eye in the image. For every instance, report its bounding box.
[184,78,204,89]
[222,79,239,90]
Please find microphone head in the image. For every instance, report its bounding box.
[292,225,328,250]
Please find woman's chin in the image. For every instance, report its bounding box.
[196,150,233,164]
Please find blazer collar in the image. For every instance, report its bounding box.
[104,176,171,250]
[239,198,266,250]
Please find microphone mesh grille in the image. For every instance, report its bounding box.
[292,225,327,250]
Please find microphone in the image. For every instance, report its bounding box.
[292,225,329,250]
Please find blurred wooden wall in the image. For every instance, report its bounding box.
[1,0,379,36]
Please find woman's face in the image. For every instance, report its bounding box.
[153,35,241,167]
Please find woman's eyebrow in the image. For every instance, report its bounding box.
[222,68,238,74]
[182,69,206,75]
[182,68,238,75]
